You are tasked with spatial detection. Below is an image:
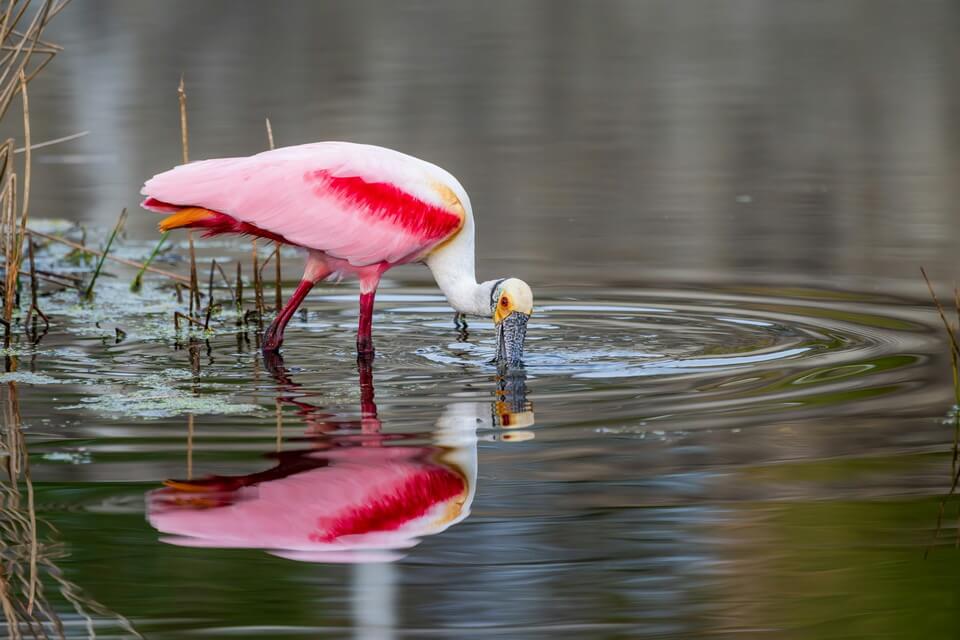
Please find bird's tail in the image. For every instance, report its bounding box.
[144,197,286,243]
[156,206,218,232]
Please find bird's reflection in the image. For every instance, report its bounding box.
[147,357,533,562]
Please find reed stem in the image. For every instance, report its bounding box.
[263,119,281,311]
[130,230,167,292]
[82,208,126,300]
[235,261,243,325]
[27,228,189,284]
[177,75,188,164]
[252,238,263,325]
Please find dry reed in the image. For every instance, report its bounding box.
[173,310,204,333]
[27,228,189,284]
[211,260,236,308]
[265,118,282,312]
[177,76,202,318]
[22,240,46,340]
[1,378,143,639]
[252,238,263,326]
[0,0,74,356]
[235,262,243,325]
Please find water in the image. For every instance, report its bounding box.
[3,1,960,638]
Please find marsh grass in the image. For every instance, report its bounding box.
[27,228,188,284]
[0,380,143,639]
[177,77,203,320]
[920,268,960,406]
[81,207,125,300]
[3,37,290,358]
[129,231,166,292]
[0,0,69,356]
[921,268,960,555]
[265,117,282,312]
[0,0,71,357]
[22,239,46,341]
[0,0,189,358]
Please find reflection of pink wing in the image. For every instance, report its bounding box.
[141,142,466,266]
[147,448,468,555]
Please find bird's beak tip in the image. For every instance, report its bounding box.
[495,311,529,367]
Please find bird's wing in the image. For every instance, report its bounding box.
[141,142,467,266]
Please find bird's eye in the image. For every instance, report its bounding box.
[500,297,509,308]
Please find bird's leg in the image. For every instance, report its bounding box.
[357,356,381,437]
[454,312,469,341]
[262,279,315,353]
[263,253,332,354]
[356,268,385,362]
[357,289,377,361]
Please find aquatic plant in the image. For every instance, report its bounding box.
[920,268,960,408]
[81,208,126,300]
[921,268,960,554]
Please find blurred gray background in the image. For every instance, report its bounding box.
[23,0,960,292]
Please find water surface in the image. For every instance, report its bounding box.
[3,1,960,638]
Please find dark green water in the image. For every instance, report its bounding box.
[2,1,960,638]
[3,261,958,638]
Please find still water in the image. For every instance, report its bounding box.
[4,1,960,638]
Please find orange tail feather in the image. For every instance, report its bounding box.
[158,207,217,232]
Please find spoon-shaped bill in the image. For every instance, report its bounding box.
[495,312,529,366]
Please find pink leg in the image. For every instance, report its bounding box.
[263,252,332,353]
[262,279,315,352]
[356,267,385,360]
[358,357,381,436]
[357,289,377,359]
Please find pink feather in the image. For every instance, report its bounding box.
[141,142,465,267]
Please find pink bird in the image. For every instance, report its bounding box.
[140,142,533,364]
[148,443,476,563]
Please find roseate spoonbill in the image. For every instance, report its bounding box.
[148,436,477,563]
[147,360,532,562]
[140,142,533,364]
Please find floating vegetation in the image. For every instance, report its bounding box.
[39,449,90,465]
[62,369,261,420]
[65,387,261,421]
[64,386,261,420]
[0,371,58,385]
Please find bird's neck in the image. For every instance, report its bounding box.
[425,223,494,317]
[434,271,497,317]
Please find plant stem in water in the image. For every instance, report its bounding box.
[130,231,168,292]
[83,208,127,300]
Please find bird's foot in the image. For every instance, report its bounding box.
[262,322,283,353]
[356,338,375,364]
[262,349,286,377]
[454,312,469,341]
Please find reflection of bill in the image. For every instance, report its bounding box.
[146,359,532,563]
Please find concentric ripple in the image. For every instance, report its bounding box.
[413,286,940,425]
[15,276,946,457]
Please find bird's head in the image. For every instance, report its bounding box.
[491,278,533,367]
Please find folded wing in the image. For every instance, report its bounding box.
[141,142,466,266]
